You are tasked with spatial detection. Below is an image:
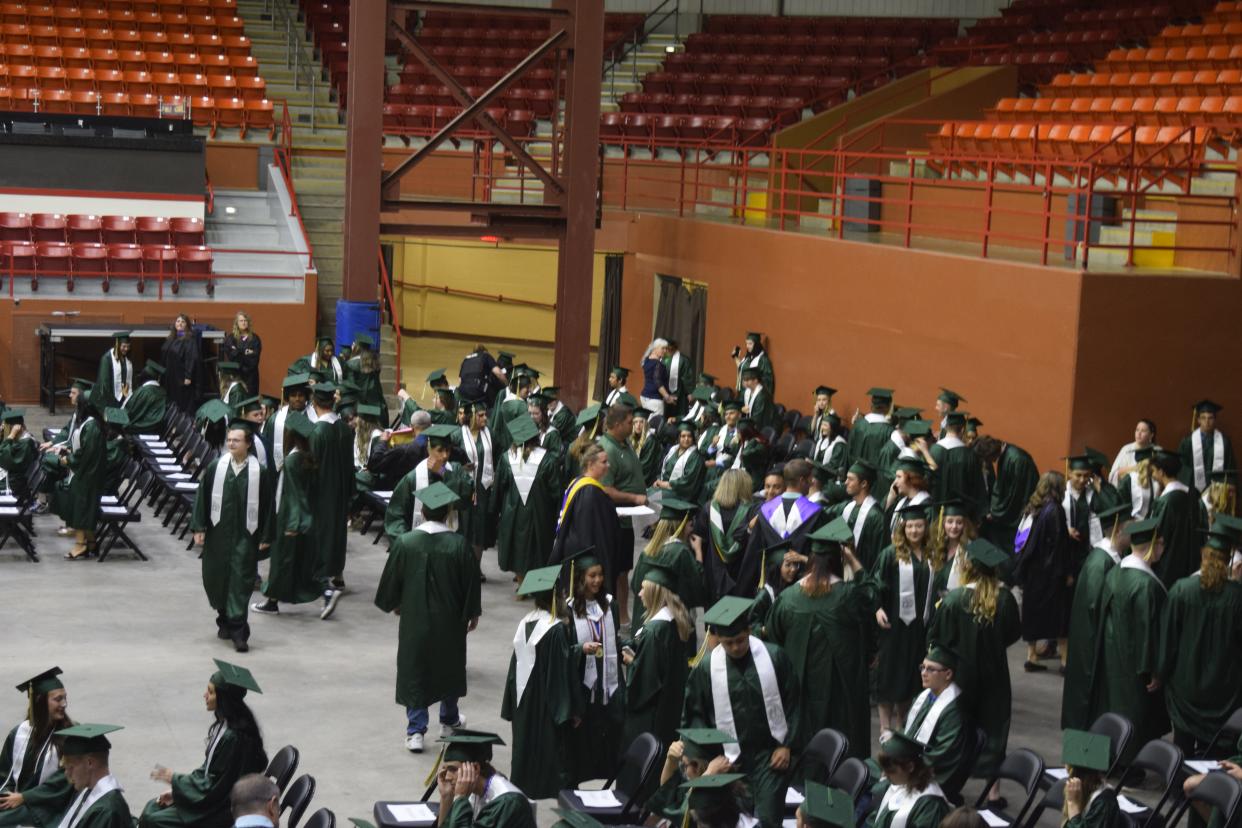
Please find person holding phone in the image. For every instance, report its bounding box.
[434,731,534,828]
[733,332,775,399]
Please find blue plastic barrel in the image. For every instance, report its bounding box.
[335,299,380,353]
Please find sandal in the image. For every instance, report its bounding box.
[64,550,89,560]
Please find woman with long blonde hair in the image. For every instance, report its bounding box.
[1203,469,1238,527]
[221,311,261,398]
[690,468,754,602]
[930,499,978,597]
[928,539,1020,806]
[1115,447,1163,519]
[630,498,707,640]
[621,560,691,749]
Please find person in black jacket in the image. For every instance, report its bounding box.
[221,312,262,398]
[161,314,201,414]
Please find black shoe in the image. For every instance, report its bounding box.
[331,576,345,590]
[320,589,341,620]
[251,600,279,615]
[233,638,249,653]
[1023,661,1047,672]
[986,797,1008,812]
[217,628,230,640]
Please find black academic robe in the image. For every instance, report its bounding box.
[736,496,826,595]
[549,480,622,587]
[1013,500,1076,641]
[221,333,261,398]
[161,334,201,413]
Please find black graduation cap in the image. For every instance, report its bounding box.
[1193,399,1223,415]
[879,732,925,762]
[815,386,837,397]
[1064,454,1093,472]
[867,387,894,402]
[58,723,122,757]
[439,730,505,763]
[16,667,63,696]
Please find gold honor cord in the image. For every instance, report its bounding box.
[424,744,447,788]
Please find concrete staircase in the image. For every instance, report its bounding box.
[601,32,682,113]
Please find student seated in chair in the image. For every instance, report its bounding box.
[433,731,534,828]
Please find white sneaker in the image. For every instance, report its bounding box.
[320,589,341,620]
[406,732,424,753]
[440,713,466,739]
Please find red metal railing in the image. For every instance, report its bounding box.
[271,98,316,272]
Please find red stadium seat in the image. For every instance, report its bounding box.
[67,214,103,244]
[70,242,107,291]
[106,243,143,292]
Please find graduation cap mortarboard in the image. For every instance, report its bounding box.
[562,546,603,577]
[16,667,63,696]
[353,333,374,348]
[894,406,924,421]
[197,399,230,424]
[1097,501,1130,525]
[740,366,762,380]
[1126,517,1160,545]
[677,420,697,436]
[815,386,838,397]
[904,421,933,438]
[935,498,971,518]
[217,361,240,373]
[424,424,458,448]
[944,411,966,428]
[506,413,540,446]
[284,411,314,439]
[261,395,281,409]
[937,388,967,406]
[111,331,131,341]
[867,387,894,401]
[809,460,834,482]
[552,809,604,828]
[71,377,94,392]
[1,408,25,423]
[236,395,263,414]
[609,366,629,380]
[925,645,959,671]
[227,417,254,435]
[58,723,122,756]
[498,350,516,361]
[282,373,311,390]
[847,460,877,483]
[527,391,552,408]
[1062,729,1111,773]
[639,558,678,591]
[512,363,533,379]
[1153,449,1182,473]
[1203,528,1235,553]
[801,783,854,828]
[699,372,717,384]
[439,729,505,763]
[144,359,166,377]
[721,399,743,412]
[895,502,929,522]
[308,369,330,384]
[736,416,755,430]
[574,404,603,429]
[315,333,334,346]
[745,332,763,342]
[679,773,746,809]
[659,496,697,522]
[311,382,337,400]
[966,417,983,432]
[808,518,854,554]
[616,393,640,410]
[1211,468,1238,484]
[541,386,560,400]
[427,368,448,384]
[965,538,1009,572]
[1194,399,1224,415]
[894,456,929,476]
[703,595,754,636]
[1215,514,1242,537]
[356,404,383,418]
[1085,447,1110,472]
[211,658,262,694]
[517,564,562,597]
[880,732,925,762]
[416,482,461,512]
[104,407,129,426]
[677,728,736,761]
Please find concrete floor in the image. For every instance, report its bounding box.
[5,411,1083,828]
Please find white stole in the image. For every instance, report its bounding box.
[570,597,619,702]
[767,496,806,536]
[415,520,451,536]
[513,610,559,705]
[890,490,930,530]
[865,412,889,424]
[815,435,845,464]
[897,552,934,625]
[1,721,57,789]
[668,352,681,392]
[938,435,965,450]
[663,446,695,482]
[1062,486,1102,546]
[310,352,343,383]
[946,549,964,591]
[1128,473,1162,518]
[843,496,877,547]
[709,637,787,763]
[1192,430,1225,491]
[509,447,546,505]
[462,427,494,490]
[744,385,762,411]
[56,774,122,828]
[210,455,261,533]
[223,381,241,404]
[109,353,130,401]
[275,447,297,510]
[877,783,946,828]
[1120,553,1166,592]
[605,386,627,406]
[908,683,961,744]
[409,461,457,530]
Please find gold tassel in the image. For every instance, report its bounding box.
[26,686,34,723]
[681,794,693,828]
[688,635,710,668]
[1144,528,1161,563]
[1110,519,1118,546]
[423,744,446,787]
[758,549,768,590]
[674,513,689,540]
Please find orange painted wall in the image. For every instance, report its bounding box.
[614,212,1085,470]
[206,142,261,190]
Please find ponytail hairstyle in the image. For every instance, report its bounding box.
[639,581,692,642]
[643,514,689,557]
[960,557,1001,624]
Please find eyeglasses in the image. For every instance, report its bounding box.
[919,664,948,673]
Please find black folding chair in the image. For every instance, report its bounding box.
[974,748,1046,828]
[556,731,662,824]
[1200,709,1242,760]
[265,745,300,793]
[786,729,850,816]
[1118,739,1184,828]
[943,726,988,805]
[301,808,334,828]
[827,758,871,803]
[1168,771,1242,828]
[280,774,316,828]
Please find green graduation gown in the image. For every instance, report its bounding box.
[566,598,626,784]
[54,416,106,531]
[1151,484,1209,587]
[345,357,388,424]
[630,541,708,634]
[1159,574,1242,745]
[637,433,661,487]
[984,443,1040,553]
[1061,544,1121,730]
[261,448,320,604]
[190,457,274,626]
[124,380,167,434]
[746,387,776,434]
[848,415,894,469]
[92,351,131,409]
[736,352,775,398]
[1092,559,1170,759]
[492,395,530,454]
[384,461,473,539]
[874,438,902,508]
[0,434,36,495]
[0,724,73,828]
[454,426,498,550]
[622,614,688,750]
[308,414,353,582]
[494,446,560,578]
[374,522,482,709]
[766,579,876,760]
[867,786,951,828]
[67,786,133,828]
[681,640,798,828]
[659,446,707,503]
[550,404,577,446]
[830,497,890,573]
[445,781,535,828]
[1065,787,1120,828]
[930,439,987,522]
[901,686,967,784]
[927,585,1021,776]
[139,727,267,828]
[500,612,576,799]
[870,546,935,704]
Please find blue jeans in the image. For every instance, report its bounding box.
[406,698,460,735]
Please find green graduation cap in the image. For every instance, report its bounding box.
[677,420,697,436]
[639,557,678,591]
[227,418,254,436]
[741,366,762,381]
[308,369,330,384]
[261,395,281,409]
[1153,449,1182,473]
[691,387,715,403]
[427,368,447,384]
[283,373,311,390]
[1193,399,1224,415]
[1064,454,1093,472]
[424,424,458,448]
[353,333,374,348]
[517,564,563,597]
[58,723,122,756]
[1,408,25,423]
[1203,528,1235,553]
[541,386,561,400]
[809,460,834,482]
[965,416,983,433]
[1097,501,1130,526]
[71,377,94,392]
[562,546,602,578]
[104,407,129,426]
[16,667,63,696]
[801,783,855,828]
[609,366,629,381]
[1126,517,1160,545]
[506,413,540,446]
[218,361,240,373]
[211,658,262,694]
[144,359,166,377]
[1062,729,1111,773]
[356,404,383,419]
[894,456,929,476]
[848,460,877,484]
[1085,447,1110,472]
[315,333,334,346]
[552,809,604,828]
[934,498,972,519]
[879,731,925,762]
[895,502,929,522]
[196,399,230,424]
[944,412,966,429]
[575,403,602,429]
[311,381,337,399]
[527,392,552,408]
[679,773,746,812]
[722,399,743,412]
[937,388,967,406]
[498,350,516,362]
[925,645,959,671]
[236,395,263,414]
[965,538,1009,571]
[1214,514,1242,538]
[284,411,313,439]
[440,729,505,763]
[616,392,640,410]
[809,518,854,554]
[417,482,461,512]
[677,727,736,761]
[815,385,838,397]
[703,595,754,636]
[659,496,697,522]
[894,406,924,421]
[111,331,131,341]
[904,421,933,439]
[867,387,894,401]
[699,372,717,384]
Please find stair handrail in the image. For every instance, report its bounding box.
[603,0,680,101]
[378,247,402,390]
[261,0,319,134]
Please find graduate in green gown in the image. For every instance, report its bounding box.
[562,548,626,784]
[251,411,320,614]
[216,362,246,411]
[871,504,938,739]
[0,409,37,499]
[1114,447,1160,520]
[262,375,310,474]
[682,596,799,828]
[491,367,534,453]
[974,436,1040,554]
[0,669,74,828]
[384,425,473,540]
[734,332,775,398]
[631,498,709,660]
[1061,730,1120,828]
[1178,400,1236,494]
[1090,517,1170,762]
[655,421,708,503]
[677,773,757,828]
[494,415,561,583]
[190,421,275,652]
[848,388,895,469]
[644,728,738,822]
[828,461,889,573]
[928,499,977,599]
[526,392,564,458]
[926,539,1020,796]
[53,724,132,828]
[1150,450,1210,587]
[454,401,499,563]
[740,366,776,434]
[632,415,663,487]
[434,731,535,828]
[306,382,354,615]
[798,782,855,828]
[1159,528,1242,754]
[344,334,388,425]
[1061,503,1129,731]
[542,386,577,447]
[766,519,875,762]
[55,392,106,559]
[288,334,343,384]
[888,646,966,786]
[621,559,693,750]
[866,734,951,828]
[140,662,268,828]
[500,565,576,799]
[374,483,481,753]
[91,332,133,410]
[929,414,987,520]
[124,361,168,435]
[100,409,128,496]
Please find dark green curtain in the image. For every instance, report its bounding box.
[652,274,707,377]
[594,254,624,402]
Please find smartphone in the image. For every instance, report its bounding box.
[731,346,741,359]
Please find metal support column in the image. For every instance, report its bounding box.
[341,0,387,305]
